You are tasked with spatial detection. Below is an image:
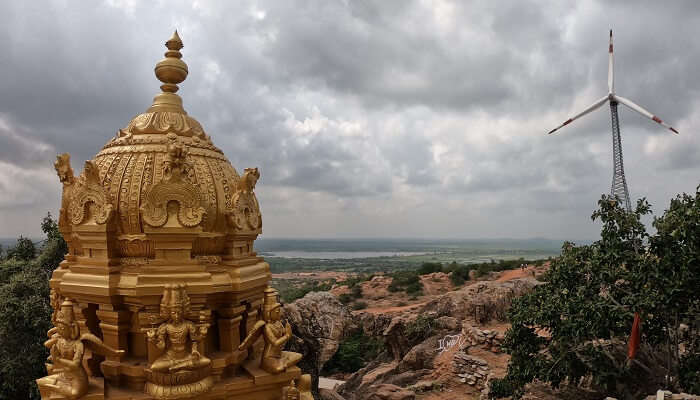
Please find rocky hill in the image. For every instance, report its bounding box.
[283,271,542,400]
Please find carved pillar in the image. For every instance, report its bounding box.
[97,306,130,386]
[218,305,245,351]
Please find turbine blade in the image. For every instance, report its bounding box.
[614,94,679,134]
[547,96,609,134]
[608,30,614,93]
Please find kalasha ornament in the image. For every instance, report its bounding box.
[38,31,310,400]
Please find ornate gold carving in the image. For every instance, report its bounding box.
[69,160,115,225]
[283,376,312,400]
[55,153,75,185]
[124,112,208,139]
[226,167,262,231]
[141,143,206,228]
[282,380,300,400]
[298,374,313,400]
[145,285,213,398]
[117,237,154,258]
[239,288,302,374]
[54,154,77,253]
[37,300,123,399]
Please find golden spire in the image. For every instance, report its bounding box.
[149,30,188,113]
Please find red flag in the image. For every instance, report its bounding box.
[627,312,641,359]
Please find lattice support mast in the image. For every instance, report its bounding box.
[609,101,632,211]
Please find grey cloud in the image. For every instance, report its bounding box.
[0,0,698,238]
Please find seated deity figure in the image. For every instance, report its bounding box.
[37,299,123,399]
[239,287,302,374]
[146,284,211,373]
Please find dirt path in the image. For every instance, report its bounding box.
[497,266,536,282]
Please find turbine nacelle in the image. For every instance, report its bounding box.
[547,30,678,135]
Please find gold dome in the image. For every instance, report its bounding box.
[56,31,262,257]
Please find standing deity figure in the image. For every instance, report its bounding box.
[239,287,302,374]
[37,299,123,399]
[145,284,213,399]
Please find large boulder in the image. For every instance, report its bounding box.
[420,277,541,323]
[284,291,357,395]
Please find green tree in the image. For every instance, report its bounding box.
[38,213,68,273]
[492,193,700,398]
[0,263,52,399]
[6,236,36,261]
[0,214,67,399]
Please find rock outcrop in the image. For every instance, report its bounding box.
[286,276,543,399]
[339,277,542,399]
[462,322,505,353]
[284,291,357,395]
[420,277,540,323]
[366,384,415,400]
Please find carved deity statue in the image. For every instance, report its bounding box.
[37,299,123,399]
[144,284,213,399]
[239,288,302,374]
[147,284,210,373]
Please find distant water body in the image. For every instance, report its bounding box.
[264,251,430,259]
[256,237,567,253]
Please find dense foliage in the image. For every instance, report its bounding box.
[491,191,700,399]
[322,332,384,374]
[388,270,423,295]
[0,214,65,399]
[4,236,37,261]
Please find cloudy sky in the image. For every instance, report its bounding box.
[0,1,698,240]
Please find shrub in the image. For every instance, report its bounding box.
[680,353,700,394]
[280,280,333,303]
[446,263,470,286]
[351,284,363,299]
[322,333,384,374]
[388,270,423,296]
[404,314,435,345]
[352,301,367,310]
[418,262,442,275]
[338,293,353,305]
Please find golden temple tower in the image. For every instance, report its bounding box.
[38,31,307,400]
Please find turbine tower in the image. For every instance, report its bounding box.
[548,30,678,211]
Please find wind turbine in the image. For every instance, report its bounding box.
[548,30,678,211]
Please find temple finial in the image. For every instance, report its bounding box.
[166,30,183,51]
[154,30,188,94]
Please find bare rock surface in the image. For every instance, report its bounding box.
[286,274,544,399]
[284,291,357,395]
[420,277,540,323]
[319,388,347,400]
[366,384,416,400]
